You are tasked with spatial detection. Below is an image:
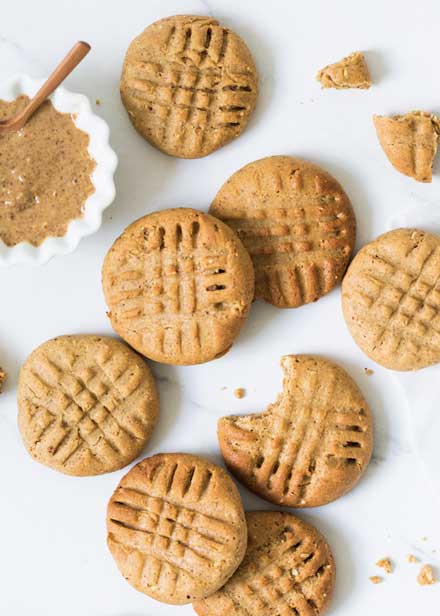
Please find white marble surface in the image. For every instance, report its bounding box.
[1,1,439,614]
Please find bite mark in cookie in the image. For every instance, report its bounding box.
[218,355,373,507]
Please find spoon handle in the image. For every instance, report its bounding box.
[20,41,91,124]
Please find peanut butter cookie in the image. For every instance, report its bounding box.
[18,335,158,476]
[342,228,440,370]
[218,355,373,507]
[374,111,440,182]
[120,15,258,158]
[193,511,335,616]
[317,51,371,89]
[107,453,247,604]
[0,365,6,393]
[210,156,356,308]
[102,208,254,365]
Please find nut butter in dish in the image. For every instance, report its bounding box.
[0,95,96,247]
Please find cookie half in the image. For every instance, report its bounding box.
[373,111,440,183]
[193,511,335,616]
[107,453,247,604]
[102,208,254,365]
[120,15,258,158]
[342,228,440,370]
[17,335,159,476]
[210,156,356,308]
[218,355,373,507]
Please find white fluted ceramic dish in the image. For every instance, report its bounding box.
[0,74,117,265]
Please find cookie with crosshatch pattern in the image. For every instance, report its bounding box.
[209,156,356,308]
[102,208,254,365]
[107,453,247,604]
[342,228,440,370]
[193,510,335,616]
[218,355,373,507]
[120,15,258,158]
[17,335,159,476]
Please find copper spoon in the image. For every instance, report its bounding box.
[0,41,91,136]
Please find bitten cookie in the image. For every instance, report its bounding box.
[120,15,258,158]
[210,156,356,308]
[193,511,335,616]
[17,335,159,476]
[218,355,373,507]
[102,208,254,365]
[317,51,371,89]
[374,111,440,182]
[107,453,247,605]
[342,228,440,370]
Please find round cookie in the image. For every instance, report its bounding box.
[193,510,335,616]
[210,156,356,308]
[120,15,258,159]
[17,335,159,476]
[342,227,440,370]
[218,355,373,507]
[102,208,255,365]
[107,453,247,605]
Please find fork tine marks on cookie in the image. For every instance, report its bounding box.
[218,355,373,507]
[193,512,335,616]
[107,453,247,604]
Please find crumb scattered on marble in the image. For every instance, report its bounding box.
[0,366,7,393]
[364,368,374,376]
[369,576,383,584]
[95,98,102,106]
[220,386,227,391]
[407,554,418,563]
[422,537,428,542]
[376,558,392,573]
[417,565,436,586]
[234,388,246,399]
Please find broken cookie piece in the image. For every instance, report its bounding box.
[374,111,440,182]
[417,564,436,586]
[376,557,393,573]
[0,366,6,393]
[317,51,372,89]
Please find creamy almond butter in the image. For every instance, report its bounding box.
[0,95,95,247]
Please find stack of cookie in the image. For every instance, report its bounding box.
[14,11,440,616]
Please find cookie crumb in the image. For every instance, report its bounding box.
[376,557,392,573]
[220,386,227,391]
[422,536,428,542]
[407,554,418,563]
[417,565,436,586]
[234,388,246,399]
[95,98,101,106]
[369,576,383,584]
[364,368,374,376]
[0,366,7,393]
